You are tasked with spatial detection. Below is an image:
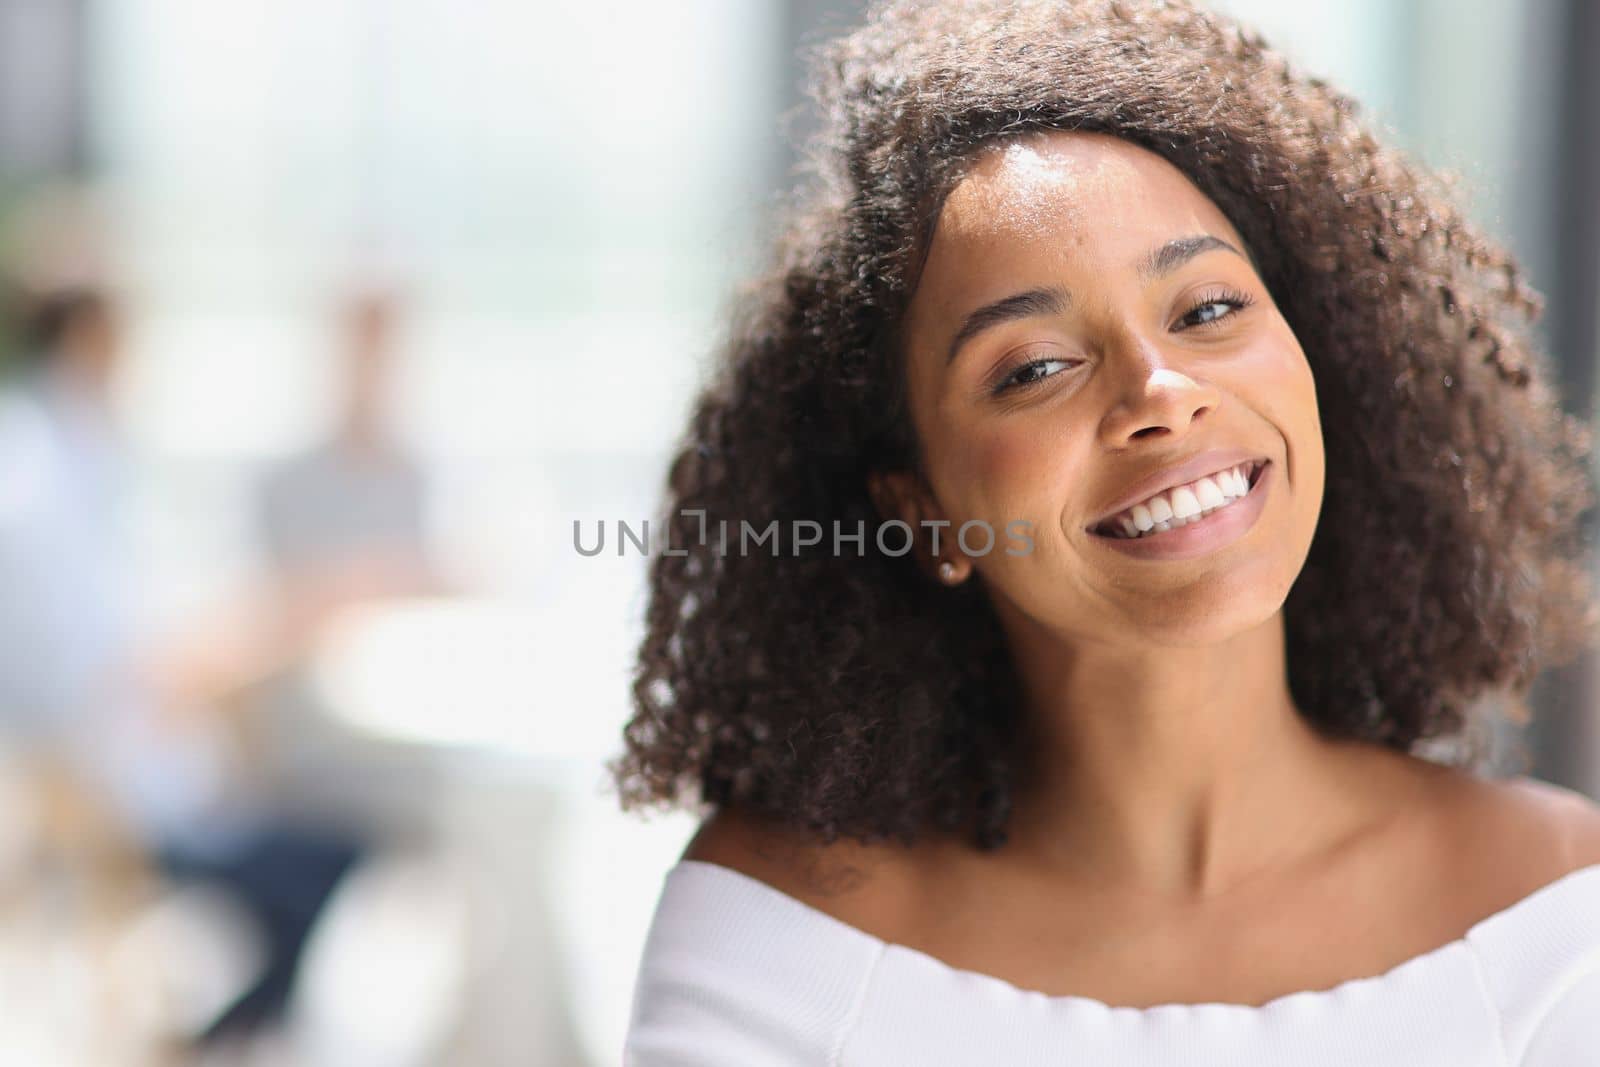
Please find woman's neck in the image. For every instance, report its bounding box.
[996,610,1394,898]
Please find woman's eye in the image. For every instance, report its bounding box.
[995,357,1075,394]
[1177,289,1255,330]
[1187,301,1234,325]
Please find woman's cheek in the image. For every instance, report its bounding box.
[970,424,1061,518]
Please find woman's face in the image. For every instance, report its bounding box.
[885,130,1325,648]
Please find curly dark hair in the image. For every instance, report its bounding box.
[607,0,1600,852]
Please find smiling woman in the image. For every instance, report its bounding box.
[609,1,1600,1063]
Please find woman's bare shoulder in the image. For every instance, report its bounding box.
[680,805,926,938]
[1422,765,1600,881]
[1497,773,1600,870]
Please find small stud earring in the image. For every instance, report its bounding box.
[937,560,958,584]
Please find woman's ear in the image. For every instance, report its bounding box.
[867,468,928,528]
[866,469,971,585]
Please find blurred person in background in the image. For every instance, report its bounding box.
[237,278,452,834]
[0,278,366,1051]
[257,283,444,628]
[0,282,227,866]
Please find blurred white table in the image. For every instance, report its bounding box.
[303,595,697,1067]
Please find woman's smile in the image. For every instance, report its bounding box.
[1086,459,1272,562]
[1083,449,1268,535]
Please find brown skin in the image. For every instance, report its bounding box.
[686,132,1600,1008]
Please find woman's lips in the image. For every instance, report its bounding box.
[1085,450,1269,531]
[1088,460,1260,543]
[1086,460,1272,561]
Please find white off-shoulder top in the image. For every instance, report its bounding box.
[624,859,1600,1065]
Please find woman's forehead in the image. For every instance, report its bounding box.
[934,131,1233,253]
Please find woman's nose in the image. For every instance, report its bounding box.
[1094,333,1222,447]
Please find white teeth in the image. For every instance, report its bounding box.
[1169,486,1201,520]
[1100,461,1260,539]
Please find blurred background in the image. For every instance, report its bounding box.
[0,1,1593,1064]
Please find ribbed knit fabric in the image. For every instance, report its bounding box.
[624,859,1600,1065]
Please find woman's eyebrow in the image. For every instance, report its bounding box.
[946,286,1068,364]
[1139,234,1248,281]
[944,234,1249,366]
